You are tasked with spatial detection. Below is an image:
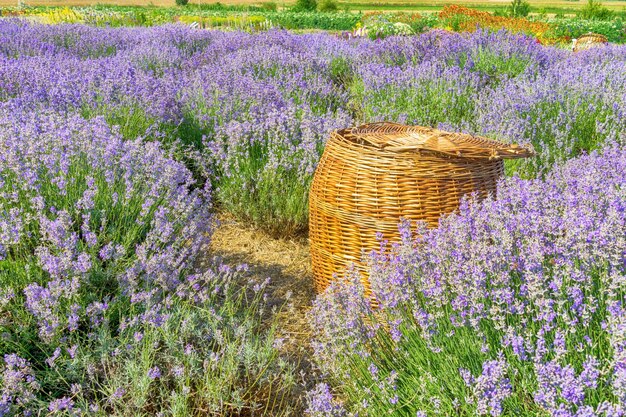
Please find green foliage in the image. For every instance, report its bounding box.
[318,0,339,13]
[549,16,625,43]
[360,13,419,39]
[469,47,533,79]
[175,0,189,6]
[271,12,360,30]
[537,8,548,19]
[368,21,414,39]
[508,0,531,17]
[261,1,278,11]
[505,96,621,176]
[324,292,610,416]
[329,56,354,89]
[179,88,339,236]
[178,14,270,30]
[293,0,318,12]
[578,0,613,20]
[5,3,626,36]
[89,105,159,141]
[185,2,264,11]
[0,120,299,410]
[409,13,438,33]
[86,270,299,416]
[352,75,478,130]
[216,160,313,237]
[493,9,508,17]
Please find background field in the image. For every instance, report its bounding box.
[3,0,626,13]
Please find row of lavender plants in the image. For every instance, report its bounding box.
[1,21,625,234]
[0,107,297,412]
[310,143,626,417]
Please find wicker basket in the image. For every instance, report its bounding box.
[573,33,608,52]
[309,122,534,294]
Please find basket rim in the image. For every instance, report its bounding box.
[334,122,535,160]
[577,32,608,43]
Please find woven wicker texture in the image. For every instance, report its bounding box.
[573,33,608,52]
[309,122,533,294]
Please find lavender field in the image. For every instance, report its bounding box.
[0,18,625,417]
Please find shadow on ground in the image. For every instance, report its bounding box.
[208,213,318,413]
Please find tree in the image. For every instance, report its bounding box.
[508,0,531,17]
[318,0,338,12]
[293,0,317,11]
[578,0,613,20]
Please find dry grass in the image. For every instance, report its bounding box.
[209,213,317,392]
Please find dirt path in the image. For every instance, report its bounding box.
[209,214,317,394]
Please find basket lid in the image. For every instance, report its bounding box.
[577,33,608,44]
[337,122,534,159]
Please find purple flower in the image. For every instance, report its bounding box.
[111,387,126,400]
[147,366,161,380]
[1,19,626,416]
[48,397,73,412]
[45,348,61,368]
[66,345,78,359]
[461,358,512,417]
[172,365,185,378]
[0,354,40,413]
[306,383,346,416]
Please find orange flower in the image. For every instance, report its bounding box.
[438,5,559,43]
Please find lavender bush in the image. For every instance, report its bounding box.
[311,144,626,416]
[0,108,297,415]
